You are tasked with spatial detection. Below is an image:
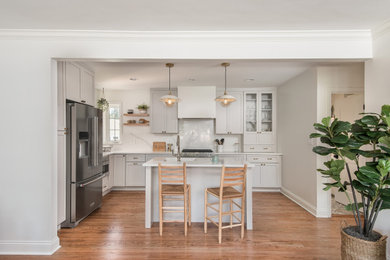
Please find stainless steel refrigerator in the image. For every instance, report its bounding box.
[62,101,104,228]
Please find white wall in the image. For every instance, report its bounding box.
[0,30,373,255]
[277,68,318,215]
[365,24,390,258]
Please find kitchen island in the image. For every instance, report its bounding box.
[143,157,255,230]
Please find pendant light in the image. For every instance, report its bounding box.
[216,62,236,106]
[160,63,179,107]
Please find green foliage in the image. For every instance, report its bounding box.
[310,104,390,238]
[97,98,109,111]
[137,103,149,110]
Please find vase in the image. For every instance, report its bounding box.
[341,225,387,260]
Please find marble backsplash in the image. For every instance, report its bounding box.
[110,119,241,153]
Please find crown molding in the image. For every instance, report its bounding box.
[0,29,371,42]
[372,19,390,39]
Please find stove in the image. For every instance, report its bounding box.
[181,149,214,158]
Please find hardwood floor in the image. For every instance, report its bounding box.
[1,191,353,259]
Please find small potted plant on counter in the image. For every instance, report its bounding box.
[310,105,390,260]
[137,103,149,114]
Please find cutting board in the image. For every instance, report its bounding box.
[153,142,166,152]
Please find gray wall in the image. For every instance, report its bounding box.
[277,68,318,212]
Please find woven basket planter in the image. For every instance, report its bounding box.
[341,225,387,260]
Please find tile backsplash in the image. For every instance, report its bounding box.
[111,118,241,153]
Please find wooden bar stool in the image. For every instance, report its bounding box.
[204,165,247,243]
[158,162,191,236]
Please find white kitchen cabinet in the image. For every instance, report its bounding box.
[63,61,95,106]
[113,155,126,186]
[246,154,281,190]
[80,69,94,105]
[125,162,146,187]
[57,62,66,131]
[57,132,66,225]
[108,155,114,188]
[216,91,243,134]
[150,89,178,134]
[243,90,276,152]
[65,62,81,102]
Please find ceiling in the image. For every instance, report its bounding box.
[86,60,361,90]
[1,0,390,31]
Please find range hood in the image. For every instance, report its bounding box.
[178,86,216,118]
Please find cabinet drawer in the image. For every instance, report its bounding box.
[125,154,146,162]
[246,155,279,164]
[243,144,275,153]
[218,155,245,162]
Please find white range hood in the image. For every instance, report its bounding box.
[178,86,216,118]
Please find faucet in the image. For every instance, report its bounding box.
[172,135,181,162]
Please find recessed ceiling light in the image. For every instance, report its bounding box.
[188,78,196,81]
[245,78,255,82]
[129,78,137,81]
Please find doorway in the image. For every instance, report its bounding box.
[330,92,364,215]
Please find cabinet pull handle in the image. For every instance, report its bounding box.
[264,147,269,150]
[250,147,254,150]
[81,100,86,103]
[253,158,258,160]
[267,158,272,160]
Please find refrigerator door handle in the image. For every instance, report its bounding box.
[70,104,77,183]
[93,116,99,167]
[79,173,105,188]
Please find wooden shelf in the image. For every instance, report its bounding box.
[123,123,150,126]
[123,113,150,117]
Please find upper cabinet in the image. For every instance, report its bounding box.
[150,89,178,134]
[63,62,95,106]
[243,90,276,152]
[215,91,243,134]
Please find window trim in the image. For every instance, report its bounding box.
[104,101,122,145]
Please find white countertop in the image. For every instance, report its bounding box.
[105,151,282,156]
[143,157,255,167]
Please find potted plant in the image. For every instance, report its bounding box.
[310,105,390,260]
[97,97,109,111]
[137,103,149,114]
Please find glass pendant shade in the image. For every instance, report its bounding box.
[216,92,236,106]
[160,91,179,107]
[216,62,236,106]
[161,63,179,106]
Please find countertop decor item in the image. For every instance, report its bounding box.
[153,142,166,152]
[137,104,149,114]
[160,63,179,107]
[215,63,236,106]
[310,104,390,260]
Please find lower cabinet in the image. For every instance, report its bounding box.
[113,155,126,186]
[112,154,146,189]
[246,154,281,190]
[252,163,280,188]
[125,162,146,186]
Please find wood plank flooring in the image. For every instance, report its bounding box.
[1,191,354,259]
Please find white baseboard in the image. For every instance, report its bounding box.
[112,187,145,191]
[252,187,280,192]
[281,187,317,217]
[0,236,60,255]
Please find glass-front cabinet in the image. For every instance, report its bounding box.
[244,90,276,152]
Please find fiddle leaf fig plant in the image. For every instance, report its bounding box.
[310,105,390,239]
